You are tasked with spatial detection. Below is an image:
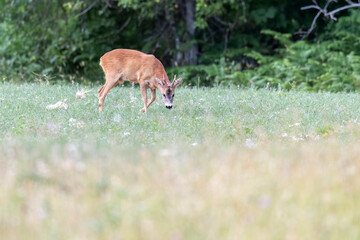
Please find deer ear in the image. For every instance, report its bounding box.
[172,77,183,88]
[155,77,163,87]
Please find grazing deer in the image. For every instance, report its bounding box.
[98,49,183,113]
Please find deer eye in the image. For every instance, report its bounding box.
[172,94,174,97]
[162,94,165,97]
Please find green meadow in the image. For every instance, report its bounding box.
[1,82,360,239]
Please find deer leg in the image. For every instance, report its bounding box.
[98,79,118,112]
[146,88,156,108]
[98,85,104,96]
[140,83,148,113]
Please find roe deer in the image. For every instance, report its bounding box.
[98,49,183,113]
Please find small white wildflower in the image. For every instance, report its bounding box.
[129,92,137,103]
[191,142,198,146]
[292,136,304,142]
[159,149,171,157]
[113,114,122,122]
[281,133,288,137]
[76,121,85,128]
[36,161,51,178]
[47,122,58,132]
[69,118,77,126]
[69,118,85,128]
[258,195,271,209]
[34,206,48,220]
[289,122,301,127]
[75,162,86,172]
[245,138,256,148]
[123,132,130,136]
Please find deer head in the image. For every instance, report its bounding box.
[155,75,183,109]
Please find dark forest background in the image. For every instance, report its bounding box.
[1,0,360,91]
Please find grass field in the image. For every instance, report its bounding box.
[1,82,360,239]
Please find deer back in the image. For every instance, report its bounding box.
[100,49,169,85]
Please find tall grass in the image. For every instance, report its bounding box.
[1,82,360,239]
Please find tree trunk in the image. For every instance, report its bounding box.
[183,0,198,65]
[165,7,183,67]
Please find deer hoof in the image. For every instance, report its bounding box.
[140,108,146,113]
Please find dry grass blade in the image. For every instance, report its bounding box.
[46,99,68,110]
[76,89,92,99]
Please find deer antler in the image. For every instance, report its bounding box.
[173,74,177,81]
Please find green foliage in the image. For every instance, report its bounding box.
[1,0,360,92]
[176,10,360,92]
[242,11,360,92]
[260,29,292,47]
[0,0,315,84]
[0,0,152,82]
[251,6,278,24]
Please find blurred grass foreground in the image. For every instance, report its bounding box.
[1,83,360,239]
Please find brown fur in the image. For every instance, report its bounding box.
[98,49,182,112]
